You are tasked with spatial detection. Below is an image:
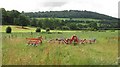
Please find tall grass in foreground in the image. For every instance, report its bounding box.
[2,31,118,65]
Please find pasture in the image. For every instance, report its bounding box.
[1,25,37,32]
[0,25,86,33]
[36,18,100,21]
[2,27,118,65]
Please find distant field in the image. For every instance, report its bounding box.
[0,25,88,32]
[0,25,37,32]
[35,18,100,21]
[1,25,118,33]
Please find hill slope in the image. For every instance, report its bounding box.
[25,10,117,20]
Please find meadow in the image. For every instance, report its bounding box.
[1,25,119,65]
[36,18,100,21]
[0,25,83,33]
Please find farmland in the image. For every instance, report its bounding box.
[1,25,119,65]
[1,2,119,66]
[1,25,37,32]
[0,25,90,32]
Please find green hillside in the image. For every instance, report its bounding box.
[1,8,119,30]
[25,10,117,20]
[36,18,101,21]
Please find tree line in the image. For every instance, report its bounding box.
[25,10,117,20]
[1,8,119,30]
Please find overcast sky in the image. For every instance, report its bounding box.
[0,0,119,18]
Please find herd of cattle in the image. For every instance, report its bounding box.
[26,35,96,46]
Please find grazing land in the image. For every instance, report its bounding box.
[1,25,118,65]
[36,18,100,21]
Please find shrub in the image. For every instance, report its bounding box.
[36,27,41,32]
[6,26,12,33]
[89,28,98,31]
[58,32,62,34]
[62,26,70,30]
[46,28,50,32]
[56,27,61,30]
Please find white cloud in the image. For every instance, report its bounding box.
[0,0,119,18]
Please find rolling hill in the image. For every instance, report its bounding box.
[25,10,117,20]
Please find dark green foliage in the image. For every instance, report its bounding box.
[62,26,70,30]
[68,23,79,30]
[2,8,20,25]
[89,22,98,30]
[46,28,50,32]
[56,27,61,30]
[1,8,119,30]
[30,18,37,26]
[58,32,62,34]
[6,26,12,33]
[89,28,97,31]
[36,27,41,32]
[19,14,29,27]
[25,10,117,20]
[47,32,52,34]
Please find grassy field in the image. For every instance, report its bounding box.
[1,25,119,65]
[0,25,37,32]
[0,25,85,33]
[36,18,100,21]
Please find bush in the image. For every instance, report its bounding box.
[46,28,50,32]
[56,27,61,30]
[88,28,98,31]
[58,32,62,34]
[36,27,41,32]
[62,26,70,30]
[6,26,12,33]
